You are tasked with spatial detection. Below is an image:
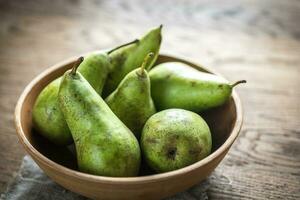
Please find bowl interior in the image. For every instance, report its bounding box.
[19,54,237,176]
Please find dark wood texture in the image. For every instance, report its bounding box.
[0,0,299,199]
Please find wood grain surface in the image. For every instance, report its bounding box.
[0,0,299,199]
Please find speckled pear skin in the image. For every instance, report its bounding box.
[76,53,112,94]
[141,109,212,173]
[32,78,71,145]
[102,25,162,97]
[32,53,111,145]
[149,62,245,112]
[58,68,141,177]
[105,67,156,139]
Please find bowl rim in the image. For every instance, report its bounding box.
[14,52,243,184]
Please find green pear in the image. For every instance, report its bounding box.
[32,41,137,146]
[141,108,212,173]
[102,25,162,97]
[58,57,141,177]
[105,53,156,138]
[32,53,111,145]
[149,62,246,112]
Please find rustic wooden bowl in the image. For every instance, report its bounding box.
[15,53,243,200]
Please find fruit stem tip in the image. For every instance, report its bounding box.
[107,39,139,55]
[71,56,84,75]
[139,52,154,75]
[231,80,247,87]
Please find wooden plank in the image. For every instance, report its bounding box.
[0,0,299,198]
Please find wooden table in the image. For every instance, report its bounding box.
[0,0,299,199]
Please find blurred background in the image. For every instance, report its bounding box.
[0,0,299,199]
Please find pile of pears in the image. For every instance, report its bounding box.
[32,25,245,177]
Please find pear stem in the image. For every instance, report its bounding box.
[146,58,155,72]
[70,56,84,75]
[107,39,139,55]
[230,80,247,88]
[138,52,154,76]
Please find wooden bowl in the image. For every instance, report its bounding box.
[15,53,243,200]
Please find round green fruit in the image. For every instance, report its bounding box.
[141,108,212,173]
